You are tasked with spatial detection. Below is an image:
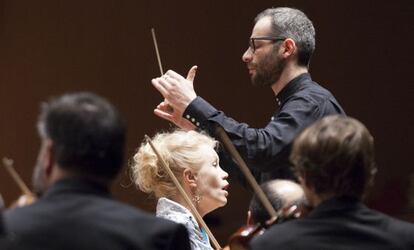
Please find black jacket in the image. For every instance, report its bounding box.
[250,197,414,250]
[5,178,191,250]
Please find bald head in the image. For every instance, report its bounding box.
[249,179,306,225]
[271,180,304,207]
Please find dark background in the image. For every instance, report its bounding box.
[0,0,413,243]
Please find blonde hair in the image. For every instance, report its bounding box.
[131,130,218,199]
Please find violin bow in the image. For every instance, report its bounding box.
[2,157,33,197]
[214,126,277,218]
[145,135,222,250]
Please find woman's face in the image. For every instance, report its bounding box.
[195,145,229,215]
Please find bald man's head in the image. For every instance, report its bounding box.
[249,179,306,225]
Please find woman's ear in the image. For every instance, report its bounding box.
[183,168,197,188]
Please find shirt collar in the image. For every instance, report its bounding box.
[276,73,312,105]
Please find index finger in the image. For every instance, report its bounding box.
[151,78,169,98]
[165,70,185,82]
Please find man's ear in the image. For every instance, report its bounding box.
[43,139,54,178]
[299,171,313,190]
[183,168,197,188]
[281,38,296,58]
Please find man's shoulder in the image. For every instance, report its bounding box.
[260,219,305,239]
[250,220,304,249]
[251,204,414,249]
[372,210,414,236]
[69,196,183,230]
[294,80,334,101]
[284,80,344,116]
[4,196,189,250]
[5,195,179,232]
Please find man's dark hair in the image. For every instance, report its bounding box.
[37,92,126,180]
[290,115,377,199]
[249,179,306,225]
[255,7,316,67]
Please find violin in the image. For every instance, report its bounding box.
[227,204,310,250]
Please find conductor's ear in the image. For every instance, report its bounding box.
[281,38,296,58]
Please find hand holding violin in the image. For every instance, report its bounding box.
[227,205,305,250]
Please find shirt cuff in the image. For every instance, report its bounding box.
[183,96,218,130]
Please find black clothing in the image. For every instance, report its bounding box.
[0,213,7,249]
[184,73,345,182]
[4,178,191,250]
[250,197,414,250]
[0,213,4,236]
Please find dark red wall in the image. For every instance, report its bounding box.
[0,0,413,243]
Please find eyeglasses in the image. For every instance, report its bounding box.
[248,36,286,53]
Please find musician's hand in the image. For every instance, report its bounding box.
[152,66,198,120]
[9,194,37,209]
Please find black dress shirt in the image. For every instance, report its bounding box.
[183,73,345,183]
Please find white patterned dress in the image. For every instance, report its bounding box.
[156,197,212,250]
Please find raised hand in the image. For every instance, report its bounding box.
[152,66,198,130]
[153,100,196,130]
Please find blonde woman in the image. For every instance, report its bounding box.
[131,130,229,250]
